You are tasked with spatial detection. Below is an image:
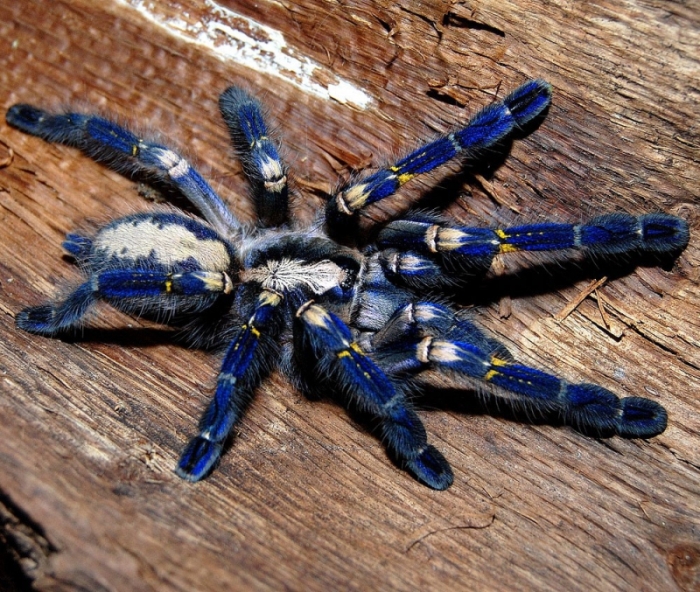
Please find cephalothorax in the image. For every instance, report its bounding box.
[7,80,688,489]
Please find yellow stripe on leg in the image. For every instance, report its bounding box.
[484,356,509,382]
[495,229,519,253]
[388,165,415,186]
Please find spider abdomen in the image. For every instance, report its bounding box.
[90,212,236,274]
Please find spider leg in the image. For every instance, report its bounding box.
[16,269,234,336]
[62,233,93,265]
[219,87,288,227]
[95,269,234,300]
[16,282,96,335]
[326,79,551,233]
[372,302,667,439]
[177,289,283,481]
[377,212,689,286]
[294,301,453,490]
[5,104,239,235]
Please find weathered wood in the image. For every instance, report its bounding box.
[0,0,698,590]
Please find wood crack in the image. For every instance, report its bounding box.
[0,489,58,587]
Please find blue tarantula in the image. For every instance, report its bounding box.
[7,80,689,489]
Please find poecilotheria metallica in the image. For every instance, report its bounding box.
[7,79,689,489]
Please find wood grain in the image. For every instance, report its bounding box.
[0,1,698,590]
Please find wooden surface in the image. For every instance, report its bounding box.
[1,0,699,590]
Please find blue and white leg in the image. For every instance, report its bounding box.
[326,79,552,230]
[438,335,666,437]
[369,301,513,367]
[16,282,97,336]
[377,212,689,286]
[177,289,283,481]
[5,103,239,234]
[219,86,288,227]
[62,233,93,265]
[373,302,667,438]
[294,301,453,489]
[16,268,234,336]
[95,269,233,300]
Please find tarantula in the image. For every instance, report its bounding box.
[7,79,688,490]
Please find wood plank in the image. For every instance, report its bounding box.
[0,0,698,590]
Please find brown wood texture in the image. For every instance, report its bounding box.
[1,1,699,590]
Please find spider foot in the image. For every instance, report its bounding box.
[16,305,59,334]
[16,282,95,335]
[6,104,86,144]
[562,384,667,438]
[617,396,668,438]
[176,435,223,482]
[636,213,689,255]
[404,444,454,491]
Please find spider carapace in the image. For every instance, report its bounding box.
[7,80,689,489]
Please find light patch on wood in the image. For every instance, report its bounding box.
[120,0,372,108]
[94,218,231,270]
